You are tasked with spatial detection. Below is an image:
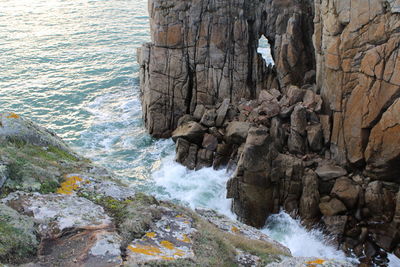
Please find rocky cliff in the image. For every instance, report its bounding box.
[139,0,400,265]
[2,112,353,267]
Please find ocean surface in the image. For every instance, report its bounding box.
[1,0,397,265]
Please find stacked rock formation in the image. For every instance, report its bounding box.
[139,0,400,265]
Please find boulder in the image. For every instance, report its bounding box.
[193,105,206,121]
[196,149,214,170]
[177,114,195,126]
[307,124,323,152]
[215,99,230,127]
[225,121,251,144]
[331,177,361,209]
[299,170,320,220]
[319,198,347,216]
[286,86,305,105]
[315,163,347,181]
[200,109,217,127]
[172,121,206,145]
[175,138,198,170]
[202,133,218,151]
[288,105,307,154]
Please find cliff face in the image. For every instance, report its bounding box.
[139,0,400,264]
[314,0,400,178]
[138,0,314,138]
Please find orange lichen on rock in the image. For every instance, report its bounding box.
[231,226,239,233]
[160,240,175,250]
[6,112,20,119]
[161,256,174,260]
[145,232,156,238]
[306,259,326,266]
[177,234,191,243]
[127,245,162,256]
[56,175,84,195]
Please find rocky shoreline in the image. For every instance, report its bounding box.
[138,0,400,265]
[0,113,355,266]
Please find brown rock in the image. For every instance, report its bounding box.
[202,133,218,151]
[365,99,400,179]
[307,123,323,152]
[215,99,230,127]
[331,177,361,209]
[175,138,198,170]
[196,149,214,170]
[172,121,206,145]
[286,85,305,106]
[319,198,347,216]
[200,109,217,127]
[299,170,320,220]
[193,105,206,121]
[315,163,347,181]
[322,215,348,241]
[225,121,251,144]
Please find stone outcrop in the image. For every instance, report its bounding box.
[314,0,400,173]
[139,0,400,264]
[138,0,315,137]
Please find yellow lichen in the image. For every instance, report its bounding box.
[128,245,162,256]
[161,256,174,260]
[174,250,185,257]
[6,112,20,119]
[183,221,190,224]
[160,240,175,250]
[56,175,84,195]
[306,259,326,266]
[177,234,191,243]
[146,232,157,238]
[175,214,183,218]
[231,226,239,233]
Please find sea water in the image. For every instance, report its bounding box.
[0,0,397,264]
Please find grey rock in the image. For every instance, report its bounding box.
[215,98,230,127]
[315,164,347,181]
[200,109,217,127]
[225,121,251,144]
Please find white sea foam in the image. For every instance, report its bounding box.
[262,211,358,263]
[152,153,235,219]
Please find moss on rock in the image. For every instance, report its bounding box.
[0,204,38,264]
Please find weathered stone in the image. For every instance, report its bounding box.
[307,124,323,152]
[225,121,251,145]
[139,0,315,137]
[319,115,331,145]
[227,127,275,227]
[286,86,306,106]
[200,109,217,127]
[202,133,218,151]
[0,203,38,263]
[299,170,320,220]
[331,177,361,209]
[288,104,307,154]
[175,138,198,170]
[172,121,206,145]
[196,149,214,170]
[0,112,77,157]
[177,114,194,126]
[365,99,400,179]
[193,105,206,121]
[319,198,347,216]
[215,99,230,127]
[315,163,347,181]
[322,215,348,240]
[303,89,323,111]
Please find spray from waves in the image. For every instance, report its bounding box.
[262,211,358,263]
[151,153,235,220]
